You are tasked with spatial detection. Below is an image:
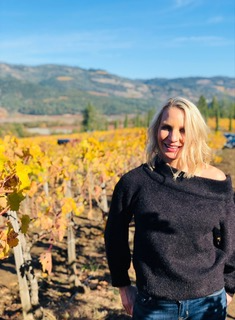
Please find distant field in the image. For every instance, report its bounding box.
[0,113,82,124]
[0,113,234,136]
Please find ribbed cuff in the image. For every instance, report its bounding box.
[111,272,131,287]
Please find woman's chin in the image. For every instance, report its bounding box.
[161,152,179,164]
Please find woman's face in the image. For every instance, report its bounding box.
[157,106,185,166]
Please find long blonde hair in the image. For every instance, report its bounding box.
[146,97,212,177]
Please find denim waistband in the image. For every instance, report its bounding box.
[207,287,225,298]
[137,287,225,302]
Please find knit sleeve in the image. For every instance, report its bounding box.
[104,175,135,287]
[223,195,235,296]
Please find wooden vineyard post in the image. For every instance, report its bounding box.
[20,232,40,308]
[65,180,82,289]
[100,182,109,216]
[43,181,49,196]
[21,197,42,313]
[8,210,34,320]
[95,181,109,219]
[21,196,40,307]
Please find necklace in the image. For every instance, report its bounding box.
[167,164,183,181]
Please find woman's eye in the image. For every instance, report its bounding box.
[180,128,185,134]
[161,125,171,131]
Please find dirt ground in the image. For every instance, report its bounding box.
[0,148,235,320]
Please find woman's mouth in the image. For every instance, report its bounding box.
[164,144,181,153]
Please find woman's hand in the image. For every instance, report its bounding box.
[226,293,233,306]
[119,285,137,316]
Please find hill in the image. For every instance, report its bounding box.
[0,63,234,115]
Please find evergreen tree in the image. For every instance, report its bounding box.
[82,103,97,131]
[197,95,208,122]
[211,96,220,132]
[219,96,231,118]
[228,102,235,132]
[114,120,119,129]
[124,114,129,128]
[134,114,141,127]
[104,119,109,131]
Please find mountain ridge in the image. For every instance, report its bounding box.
[0,63,234,115]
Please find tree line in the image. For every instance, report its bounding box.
[82,96,235,132]
[0,95,234,138]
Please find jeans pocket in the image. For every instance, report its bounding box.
[136,291,153,306]
[133,293,179,319]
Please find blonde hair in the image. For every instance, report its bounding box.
[146,97,212,177]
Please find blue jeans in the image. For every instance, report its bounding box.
[132,288,227,319]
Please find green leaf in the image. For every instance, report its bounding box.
[21,215,30,234]
[7,192,25,211]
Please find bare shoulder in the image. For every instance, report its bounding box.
[200,165,226,181]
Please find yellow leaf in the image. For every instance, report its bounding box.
[40,251,52,275]
[0,196,8,210]
[7,222,19,248]
[0,158,6,172]
[54,216,67,241]
[0,230,9,259]
[61,198,74,215]
[29,145,43,158]
[15,161,31,190]
[0,243,10,259]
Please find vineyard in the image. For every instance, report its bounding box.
[0,125,234,320]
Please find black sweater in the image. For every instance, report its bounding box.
[104,162,235,300]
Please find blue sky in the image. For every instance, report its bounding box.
[0,0,234,79]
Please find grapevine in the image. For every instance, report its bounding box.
[0,124,231,319]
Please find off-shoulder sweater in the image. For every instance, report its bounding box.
[104,161,235,300]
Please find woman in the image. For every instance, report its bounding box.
[104,97,235,319]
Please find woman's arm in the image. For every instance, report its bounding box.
[104,175,134,287]
[119,285,137,315]
[226,293,233,305]
[223,192,235,299]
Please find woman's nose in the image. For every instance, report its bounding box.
[169,130,180,142]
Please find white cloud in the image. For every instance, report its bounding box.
[207,16,224,24]
[172,36,233,46]
[0,30,133,56]
[174,0,197,8]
